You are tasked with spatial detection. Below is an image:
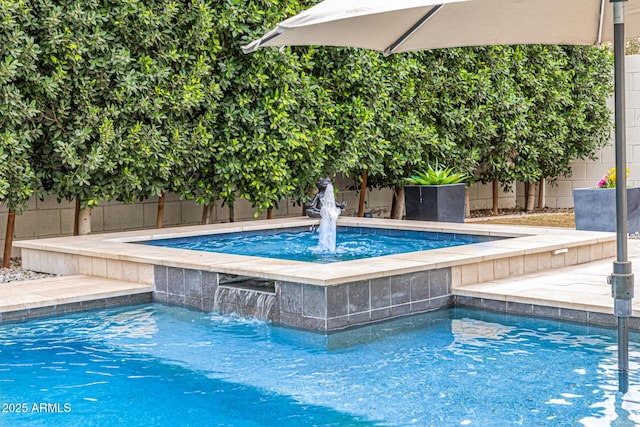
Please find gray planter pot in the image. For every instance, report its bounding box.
[404,184,466,223]
[573,186,640,233]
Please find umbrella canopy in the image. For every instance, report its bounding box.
[243,0,640,54]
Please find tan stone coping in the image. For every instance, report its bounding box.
[454,239,640,317]
[0,275,153,313]
[14,216,616,286]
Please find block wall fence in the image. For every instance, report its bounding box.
[4,55,640,255]
[520,55,640,208]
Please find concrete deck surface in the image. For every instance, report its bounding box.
[0,275,153,320]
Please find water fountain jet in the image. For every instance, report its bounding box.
[305,178,346,253]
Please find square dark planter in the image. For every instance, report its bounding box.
[573,187,640,233]
[404,184,466,223]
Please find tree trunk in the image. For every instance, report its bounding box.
[538,177,546,209]
[73,199,91,235]
[525,182,536,212]
[77,206,91,235]
[465,187,471,218]
[156,192,165,229]
[267,208,273,219]
[229,203,234,223]
[390,186,404,219]
[492,179,499,215]
[358,169,368,217]
[74,198,80,236]
[3,210,15,268]
[201,204,214,225]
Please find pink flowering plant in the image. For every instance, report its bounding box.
[598,166,630,188]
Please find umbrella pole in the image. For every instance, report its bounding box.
[610,0,633,393]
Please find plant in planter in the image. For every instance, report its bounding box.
[597,166,629,188]
[573,166,640,233]
[403,163,470,223]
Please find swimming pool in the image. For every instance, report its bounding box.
[140,227,505,263]
[1,304,638,426]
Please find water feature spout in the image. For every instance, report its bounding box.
[213,279,277,320]
[306,178,346,253]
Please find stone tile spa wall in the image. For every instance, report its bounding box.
[150,264,453,332]
[277,268,452,331]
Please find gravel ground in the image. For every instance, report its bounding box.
[0,258,56,284]
[468,207,574,218]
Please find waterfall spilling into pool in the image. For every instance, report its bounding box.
[213,279,277,321]
[316,183,341,253]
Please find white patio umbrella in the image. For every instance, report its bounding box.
[243,0,640,55]
[244,0,640,390]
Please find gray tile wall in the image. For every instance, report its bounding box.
[454,295,640,329]
[154,265,636,333]
[277,267,454,331]
[0,293,152,322]
[153,265,218,311]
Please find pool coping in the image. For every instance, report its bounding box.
[0,275,153,322]
[14,216,615,287]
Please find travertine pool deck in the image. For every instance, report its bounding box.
[456,239,640,322]
[0,275,153,321]
[7,216,623,330]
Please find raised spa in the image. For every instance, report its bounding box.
[14,217,616,331]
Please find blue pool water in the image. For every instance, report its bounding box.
[1,305,640,426]
[142,227,503,263]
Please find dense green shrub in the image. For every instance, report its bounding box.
[0,0,614,225]
[30,0,223,210]
[0,0,41,214]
